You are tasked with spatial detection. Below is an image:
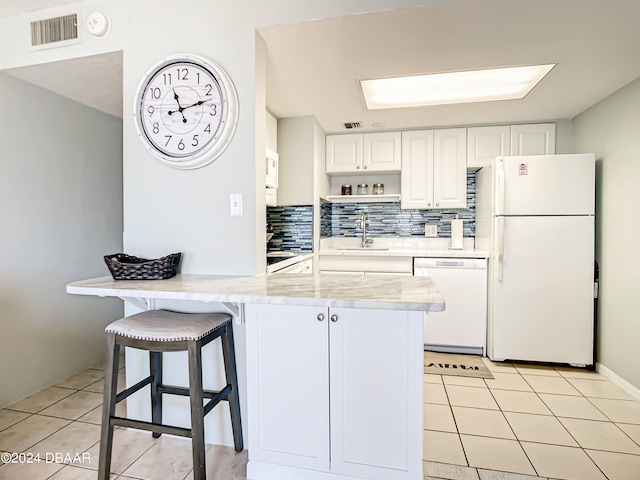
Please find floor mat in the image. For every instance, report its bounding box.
[424,351,494,379]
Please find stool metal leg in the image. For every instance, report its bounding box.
[98,334,120,480]
[150,351,163,438]
[188,339,206,480]
[221,322,244,452]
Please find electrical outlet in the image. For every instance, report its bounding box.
[425,225,438,237]
[230,193,243,216]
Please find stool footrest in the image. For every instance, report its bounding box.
[203,385,232,416]
[116,376,152,404]
[110,416,191,438]
[159,384,231,400]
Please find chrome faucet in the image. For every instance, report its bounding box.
[359,211,374,248]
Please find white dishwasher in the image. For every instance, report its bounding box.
[414,257,487,355]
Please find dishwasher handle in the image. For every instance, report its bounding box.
[435,260,465,267]
[414,258,487,270]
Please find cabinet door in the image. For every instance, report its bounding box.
[433,128,467,209]
[401,130,434,209]
[326,134,362,174]
[329,308,424,480]
[467,125,510,169]
[363,131,401,172]
[245,304,330,471]
[510,123,556,155]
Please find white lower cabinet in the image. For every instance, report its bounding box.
[246,304,423,480]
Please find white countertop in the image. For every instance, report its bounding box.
[319,237,489,259]
[266,252,313,274]
[67,273,445,312]
[319,247,488,258]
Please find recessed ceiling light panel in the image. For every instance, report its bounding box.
[360,64,556,110]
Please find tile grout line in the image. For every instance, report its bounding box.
[507,367,616,480]
[483,371,542,478]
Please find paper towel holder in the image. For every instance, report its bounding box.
[449,214,464,250]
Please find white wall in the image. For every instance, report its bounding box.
[574,77,640,390]
[0,73,123,408]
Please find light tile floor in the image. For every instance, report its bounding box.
[1,354,639,479]
[424,357,640,480]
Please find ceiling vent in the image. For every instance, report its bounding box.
[343,122,362,129]
[30,13,79,49]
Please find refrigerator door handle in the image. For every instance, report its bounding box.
[497,160,505,216]
[496,216,505,281]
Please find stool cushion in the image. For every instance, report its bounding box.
[106,310,231,342]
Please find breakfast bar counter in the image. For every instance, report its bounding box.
[66,272,445,312]
[67,273,444,480]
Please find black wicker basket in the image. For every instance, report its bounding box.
[104,253,181,280]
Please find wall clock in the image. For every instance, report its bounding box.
[134,54,239,169]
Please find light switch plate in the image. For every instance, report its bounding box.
[230,193,243,216]
[425,225,438,237]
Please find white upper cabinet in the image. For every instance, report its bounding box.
[362,131,401,172]
[401,128,467,210]
[401,130,434,209]
[326,132,401,174]
[510,123,556,156]
[467,125,511,170]
[326,133,362,173]
[433,128,467,209]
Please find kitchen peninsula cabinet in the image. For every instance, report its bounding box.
[67,273,442,480]
[245,303,423,480]
[401,128,467,209]
[326,132,401,174]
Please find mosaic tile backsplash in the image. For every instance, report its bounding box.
[268,173,476,250]
[267,205,313,252]
[321,172,476,238]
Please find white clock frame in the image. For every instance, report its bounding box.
[133,54,239,169]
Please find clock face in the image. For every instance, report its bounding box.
[134,55,239,169]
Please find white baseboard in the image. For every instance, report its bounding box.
[247,461,359,480]
[247,461,420,480]
[597,362,640,401]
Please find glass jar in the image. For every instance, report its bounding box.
[357,184,368,195]
[373,183,384,195]
[341,184,352,195]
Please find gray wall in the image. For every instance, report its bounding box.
[0,73,124,408]
[573,77,640,390]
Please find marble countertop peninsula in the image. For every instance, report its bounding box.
[67,273,445,312]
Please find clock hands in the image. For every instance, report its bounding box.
[167,89,208,123]
[168,89,188,123]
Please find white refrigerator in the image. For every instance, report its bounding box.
[476,154,595,366]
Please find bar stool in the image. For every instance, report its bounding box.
[98,310,243,480]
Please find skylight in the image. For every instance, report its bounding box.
[360,64,556,109]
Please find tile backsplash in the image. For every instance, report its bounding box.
[268,172,476,251]
[321,172,476,238]
[267,205,313,252]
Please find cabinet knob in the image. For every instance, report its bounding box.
[428,202,432,207]
[330,314,338,322]
[436,202,440,207]
[363,165,368,170]
[317,313,325,321]
[356,165,361,169]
